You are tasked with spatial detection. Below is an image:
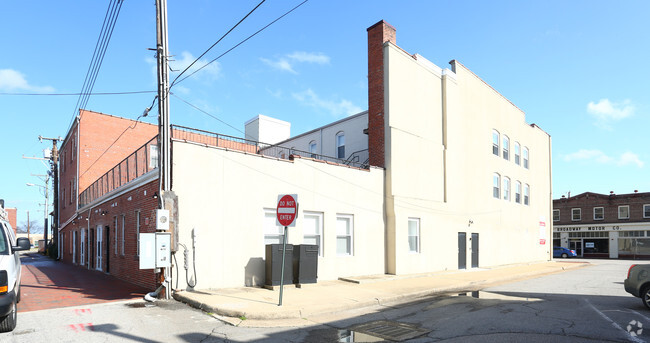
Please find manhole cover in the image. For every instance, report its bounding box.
[347,320,430,342]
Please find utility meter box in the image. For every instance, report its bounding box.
[156,209,170,231]
[139,232,171,269]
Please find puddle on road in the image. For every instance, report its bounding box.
[126,302,156,308]
[338,320,430,342]
[454,291,541,302]
[338,330,384,342]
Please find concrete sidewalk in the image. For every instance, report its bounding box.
[173,260,588,327]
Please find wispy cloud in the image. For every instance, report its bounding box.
[563,149,643,168]
[0,69,54,93]
[587,98,634,129]
[261,51,330,74]
[292,89,362,117]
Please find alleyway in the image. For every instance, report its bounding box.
[18,252,149,312]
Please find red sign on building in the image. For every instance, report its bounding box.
[276,194,298,227]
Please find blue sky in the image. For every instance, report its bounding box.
[1,0,648,230]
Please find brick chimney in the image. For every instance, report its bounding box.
[367,20,396,168]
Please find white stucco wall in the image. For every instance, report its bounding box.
[383,43,552,274]
[171,141,385,289]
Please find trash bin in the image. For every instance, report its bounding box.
[293,244,318,284]
[265,244,293,286]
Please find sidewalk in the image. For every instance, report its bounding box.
[173,260,588,327]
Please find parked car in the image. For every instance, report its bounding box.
[625,264,650,309]
[0,217,31,332]
[553,247,577,258]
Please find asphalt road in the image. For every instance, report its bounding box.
[1,258,648,342]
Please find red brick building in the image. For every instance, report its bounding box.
[553,191,650,259]
[6,208,17,234]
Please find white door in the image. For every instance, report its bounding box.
[72,231,76,264]
[80,229,85,267]
[96,225,103,271]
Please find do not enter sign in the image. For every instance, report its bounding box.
[276,194,298,227]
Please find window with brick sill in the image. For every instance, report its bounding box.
[643,204,650,219]
[593,207,604,220]
[619,205,630,219]
[572,208,581,221]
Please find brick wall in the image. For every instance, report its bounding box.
[6,208,17,234]
[367,20,395,168]
[553,192,650,225]
[59,180,159,290]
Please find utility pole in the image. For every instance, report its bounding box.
[39,136,62,255]
[156,0,171,193]
[30,173,50,247]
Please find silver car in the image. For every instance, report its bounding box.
[624,264,650,309]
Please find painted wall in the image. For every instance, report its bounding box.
[171,141,385,289]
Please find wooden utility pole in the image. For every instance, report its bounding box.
[39,135,62,256]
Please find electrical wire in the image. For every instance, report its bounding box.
[67,0,124,132]
[171,93,249,138]
[173,0,309,87]
[0,91,155,96]
[169,0,267,90]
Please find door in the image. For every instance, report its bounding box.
[471,233,479,268]
[80,229,85,267]
[96,225,103,271]
[569,240,582,257]
[105,226,110,273]
[89,229,94,269]
[72,231,77,264]
[458,232,467,270]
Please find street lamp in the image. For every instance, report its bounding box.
[26,182,50,248]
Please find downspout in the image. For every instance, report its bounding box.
[548,133,553,261]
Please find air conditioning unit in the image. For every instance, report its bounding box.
[156,209,170,231]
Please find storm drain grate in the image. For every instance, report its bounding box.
[349,320,430,342]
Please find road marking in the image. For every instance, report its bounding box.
[585,299,645,343]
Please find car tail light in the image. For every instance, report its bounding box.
[570,250,576,254]
[628,265,637,279]
[0,270,6,294]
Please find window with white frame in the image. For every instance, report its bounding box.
[121,214,125,255]
[80,229,85,266]
[492,130,500,156]
[336,214,353,256]
[336,132,345,159]
[515,181,522,203]
[493,173,500,199]
[114,216,118,255]
[514,142,521,165]
[408,218,420,253]
[303,212,323,256]
[523,147,529,169]
[136,211,140,256]
[309,141,317,158]
[645,204,650,218]
[553,209,560,222]
[593,207,604,220]
[503,177,511,201]
[572,208,581,221]
[619,205,630,219]
[524,184,530,205]
[264,209,284,244]
[502,135,510,160]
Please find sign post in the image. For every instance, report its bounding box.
[276,194,298,306]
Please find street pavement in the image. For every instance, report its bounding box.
[174,259,589,327]
[18,252,149,312]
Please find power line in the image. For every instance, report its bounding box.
[174,0,309,86]
[67,0,124,131]
[0,90,155,96]
[171,93,249,138]
[170,0,267,90]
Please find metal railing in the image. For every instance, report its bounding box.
[79,136,158,207]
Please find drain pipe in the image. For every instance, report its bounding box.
[144,277,170,302]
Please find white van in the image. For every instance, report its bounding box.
[0,215,30,332]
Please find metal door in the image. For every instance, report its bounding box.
[471,233,479,268]
[458,232,467,269]
[105,226,110,273]
[569,240,582,257]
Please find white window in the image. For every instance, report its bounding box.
[553,209,560,222]
[492,173,500,199]
[492,130,500,156]
[336,214,353,256]
[524,184,530,205]
[80,229,85,266]
[523,147,529,169]
[408,218,420,253]
[644,204,650,219]
[593,207,604,220]
[572,208,581,221]
[503,177,511,201]
[264,209,284,244]
[136,211,141,256]
[336,132,345,159]
[303,212,323,256]
[502,135,510,161]
[121,214,125,255]
[309,141,317,158]
[515,181,522,204]
[114,216,118,255]
[514,142,521,165]
[619,205,630,219]
[150,145,159,169]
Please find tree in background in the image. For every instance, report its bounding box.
[17,220,43,234]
